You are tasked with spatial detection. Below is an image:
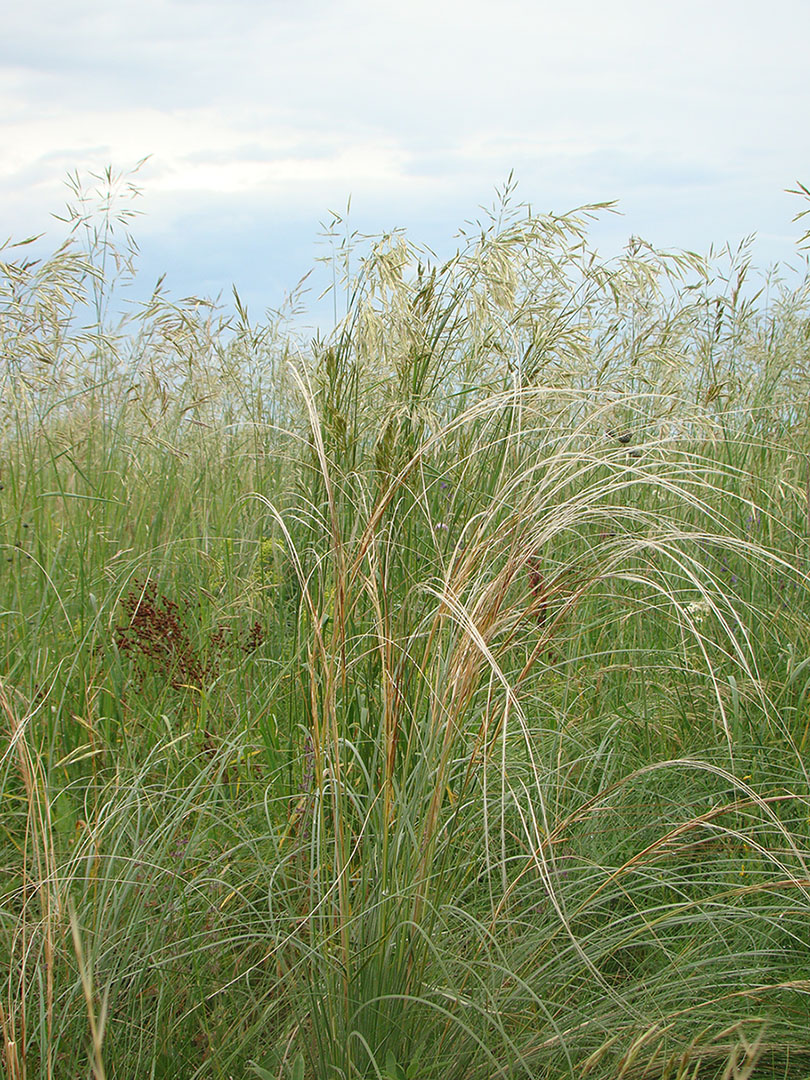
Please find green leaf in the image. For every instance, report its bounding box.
[249,1066,276,1080]
[384,1050,405,1080]
[249,1065,276,1080]
[290,1052,305,1080]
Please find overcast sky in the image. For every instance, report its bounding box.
[3,0,809,325]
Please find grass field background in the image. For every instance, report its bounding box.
[2,170,810,1079]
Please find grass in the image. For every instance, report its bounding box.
[2,168,810,1078]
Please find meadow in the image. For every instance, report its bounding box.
[2,171,810,1079]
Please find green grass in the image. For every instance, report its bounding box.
[2,169,810,1078]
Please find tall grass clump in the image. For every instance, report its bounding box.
[2,168,810,1078]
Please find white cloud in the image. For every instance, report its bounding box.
[1,0,808,311]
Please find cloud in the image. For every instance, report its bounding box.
[1,0,807,317]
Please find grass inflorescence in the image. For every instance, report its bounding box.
[2,169,810,1078]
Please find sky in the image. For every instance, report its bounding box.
[2,0,809,329]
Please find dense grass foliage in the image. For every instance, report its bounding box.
[3,171,810,1079]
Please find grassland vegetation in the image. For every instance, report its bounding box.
[2,169,810,1078]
